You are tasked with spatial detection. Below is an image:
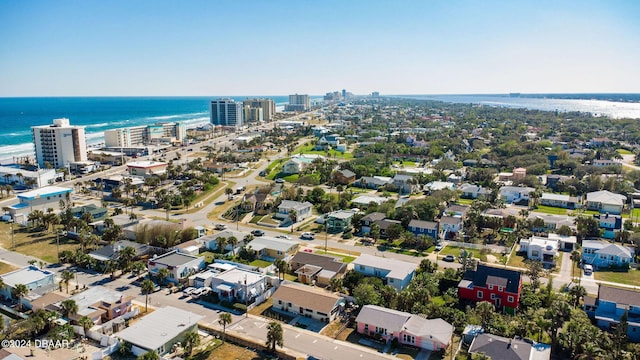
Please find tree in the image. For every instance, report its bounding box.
[61,270,74,294]
[183,331,200,356]
[60,299,78,319]
[227,236,239,256]
[265,321,284,353]
[525,260,544,291]
[141,279,155,312]
[225,187,233,200]
[118,246,137,274]
[156,267,170,285]
[570,249,581,280]
[216,236,228,253]
[353,283,381,306]
[473,301,495,329]
[569,285,587,308]
[138,351,160,360]
[274,259,288,281]
[78,316,94,336]
[13,283,29,311]
[218,312,232,342]
[417,258,437,274]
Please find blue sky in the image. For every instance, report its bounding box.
[1,0,638,96]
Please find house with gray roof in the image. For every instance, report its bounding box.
[352,254,416,291]
[469,333,551,360]
[272,282,344,323]
[289,252,347,286]
[89,240,150,264]
[355,305,453,351]
[581,240,634,270]
[147,250,205,284]
[392,174,419,194]
[116,306,203,357]
[0,266,56,309]
[539,192,579,209]
[276,200,313,222]
[60,286,133,324]
[459,183,491,199]
[584,285,640,342]
[408,219,438,239]
[586,190,626,215]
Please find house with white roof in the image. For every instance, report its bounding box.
[60,286,133,324]
[458,183,491,199]
[355,305,453,351]
[354,176,392,190]
[519,234,578,267]
[423,181,455,193]
[351,195,387,208]
[276,200,313,222]
[116,306,203,356]
[210,268,267,303]
[582,240,634,270]
[7,186,73,223]
[246,236,299,261]
[0,266,56,309]
[527,213,576,233]
[586,190,626,215]
[352,254,416,291]
[539,193,580,209]
[499,186,535,204]
[147,250,205,284]
[126,160,167,177]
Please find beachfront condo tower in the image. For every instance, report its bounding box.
[32,118,87,169]
[243,98,275,122]
[210,98,244,128]
[285,94,310,112]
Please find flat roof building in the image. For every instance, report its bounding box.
[32,118,87,169]
[211,98,244,128]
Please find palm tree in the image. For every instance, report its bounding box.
[274,259,288,281]
[13,284,29,311]
[78,315,94,336]
[60,270,74,294]
[139,350,160,360]
[216,236,227,253]
[182,331,200,356]
[225,187,233,200]
[227,236,238,256]
[118,246,137,274]
[60,299,78,320]
[156,267,170,285]
[218,312,232,342]
[265,321,284,353]
[141,279,155,312]
[569,285,587,308]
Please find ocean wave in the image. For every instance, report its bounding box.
[5,130,31,137]
[145,112,208,121]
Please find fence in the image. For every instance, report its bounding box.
[198,323,297,360]
[247,286,277,311]
[446,241,508,253]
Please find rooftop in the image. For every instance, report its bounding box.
[355,305,411,333]
[247,236,299,253]
[214,268,265,285]
[352,254,416,280]
[68,286,132,317]
[116,306,203,352]
[17,186,72,200]
[461,264,521,294]
[150,251,200,267]
[469,333,551,360]
[126,161,168,168]
[597,285,640,307]
[1,266,54,288]
[272,283,342,315]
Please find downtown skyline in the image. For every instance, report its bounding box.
[1,0,639,97]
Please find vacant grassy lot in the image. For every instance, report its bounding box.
[0,261,18,275]
[0,223,80,263]
[533,205,568,215]
[594,268,640,287]
[295,144,354,159]
[205,342,263,360]
[617,148,633,155]
[249,259,272,268]
[315,250,356,263]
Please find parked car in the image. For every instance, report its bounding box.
[301,232,315,240]
[443,255,456,262]
[276,235,291,240]
[259,171,266,176]
[251,229,265,236]
[183,287,196,296]
[215,223,228,230]
[434,243,443,251]
[275,178,285,183]
[583,264,593,275]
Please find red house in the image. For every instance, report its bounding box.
[458,264,522,314]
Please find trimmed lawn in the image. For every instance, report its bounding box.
[265,158,286,180]
[282,174,299,182]
[507,250,528,269]
[315,250,356,263]
[0,223,80,263]
[283,273,297,282]
[594,268,640,287]
[0,261,18,275]
[249,215,264,224]
[533,205,568,215]
[617,149,633,155]
[249,259,272,268]
[457,198,474,205]
[439,245,482,258]
[199,251,217,263]
[295,144,354,159]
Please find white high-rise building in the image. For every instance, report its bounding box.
[285,94,310,111]
[243,98,275,122]
[32,118,87,169]
[104,122,186,147]
[210,99,244,128]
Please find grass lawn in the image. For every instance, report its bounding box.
[533,205,568,215]
[295,144,354,159]
[439,245,482,259]
[265,158,286,180]
[594,268,640,287]
[0,223,80,263]
[315,250,356,263]
[316,246,361,257]
[199,251,217,263]
[249,259,272,268]
[396,346,421,360]
[248,298,273,316]
[0,261,18,275]
[249,215,264,224]
[507,245,528,268]
[282,174,299,182]
[617,149,633,155]
[320,320,344,338]
[283,273,297,282]
[457,198,474,205]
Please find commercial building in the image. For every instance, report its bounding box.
[210,98,244,128]
[126,160,168,177]
[32,118,87,169]
[7,186,73,223]
[104,122,186,147]
[285,94,310,112]
[0,165,57,188]
[243,98,275,122]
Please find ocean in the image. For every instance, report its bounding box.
[1,94,640,162]
[0,96,290,162]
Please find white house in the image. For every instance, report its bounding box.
[352,254,416,291]
[147,251,205,284]
[7,186,73,223]
[116,306,203,356]
[499,186,535,204]
[276,200,313,222]
[0,266,56,309]
[210,268,267,303]
[586,190,626,215]
[246,236,299,261]
[519,236,560,267]
[458,183,491,199]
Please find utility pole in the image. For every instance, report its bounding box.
[10,222,14,250]
[56,230,60,263]
[244,275,248,318]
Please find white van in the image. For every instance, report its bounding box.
[583,264,593,275]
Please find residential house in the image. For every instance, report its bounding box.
[499,186,535,205]
[594,213,623,239]
[392,174,419,194]
[439,216,463,240]
[527,213,576,234]
[333,169,356,185]
[0,266,56,309]
[326,210,355,233]
[355,305,453,351]
[351,195,387,208]
[512,167,527,180]
[201,229,246,252]
[593,159,621,167]
[458,183,491,199]
[408,219,438,240]
[586,190,626,215]
[210,268,267,303]
[458,264,523,314]
[519,235,569,268]
[116,306,203,357]
[589,137,612,147]
[539,193,579,209]
[423,181,455,193]
[246,236,299,261]
[352,254,416,291]
[360,212,386,235]
[469,333,551,360]
[61,286,133,324]
[147,251,205,284]
[289,252,347,286]
[584,285,640,342]
[545,174,569,192]
[72,204,108,221]
[7,186,73,224]
[354,176,392,190]
[282,154,324,175]
[271,282,344,323]
[581,240,634,270]
[276,200,313,222]
[89,240,150,265]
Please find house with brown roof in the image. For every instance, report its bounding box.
[289,252,347,286]
[333,169,356,185]
[271,282,344,323]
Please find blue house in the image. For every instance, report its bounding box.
[582,240,634,270]
[594,214,623,239]
[584,285,640,342]
[408,219,438,240]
